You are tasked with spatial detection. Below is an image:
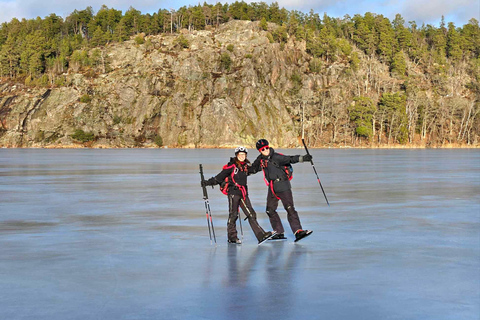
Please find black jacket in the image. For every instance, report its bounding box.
[251,148,300,193]
[206,157,253,197]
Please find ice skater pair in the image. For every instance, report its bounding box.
[202,140,313,244]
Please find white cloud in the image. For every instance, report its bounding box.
[401,0,479,25]
[276,0,341,10]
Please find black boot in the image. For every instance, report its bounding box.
[228,238,242,244]
[258,231,277,245]
[294,230,313,242]
[269,232,287,240]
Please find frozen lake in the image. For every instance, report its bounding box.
[0,148,479,319]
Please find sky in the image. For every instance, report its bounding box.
[0,0,478,27]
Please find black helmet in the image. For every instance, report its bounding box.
[235,146,248,154]
[256,139,269,151]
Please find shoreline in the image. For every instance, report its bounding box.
[1,144,479,150]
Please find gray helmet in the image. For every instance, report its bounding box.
[235,146,248,154]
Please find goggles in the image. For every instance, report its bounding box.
[258,146,270,152]
[235,146,248,154]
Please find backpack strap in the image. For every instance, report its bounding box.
[222,163,247,200]
[266,157,292,181]
[269,181,280,200]
[260,159,270,187]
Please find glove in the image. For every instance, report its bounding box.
[201,180,208,188]
[302,154,312,162]
[202,177,216,187]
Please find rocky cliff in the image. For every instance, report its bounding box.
[0,20,477,148]
[0,21,308,148]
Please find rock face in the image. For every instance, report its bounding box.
[0,21,308,147]
[0,20,315,148]
[3,20,476,148]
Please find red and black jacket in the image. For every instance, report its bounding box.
[251,147,300,194]
[206,157,253,198]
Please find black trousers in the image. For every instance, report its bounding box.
[265,188,302,234]
[228,194,267,241]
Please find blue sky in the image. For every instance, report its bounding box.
[0,0,478,27]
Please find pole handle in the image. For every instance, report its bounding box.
[302,138,313,164]
[199,164,208,200]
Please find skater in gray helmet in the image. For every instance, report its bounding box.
[202,146,276,244]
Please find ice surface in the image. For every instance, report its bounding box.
[0,149,479,319]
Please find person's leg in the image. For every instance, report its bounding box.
[265,187,285,234]
[240,196,267,241]
[277,189,302,234]
[227,194,240,242]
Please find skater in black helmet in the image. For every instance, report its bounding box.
[201,146,276,244]
[251,139,313,242]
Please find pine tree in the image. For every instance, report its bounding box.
[461,19,480,58]
[269,2,282,24]
[90,26,107,47]
[114,19,129,42]
[123,7,142,35]
[318,25,337,62]
[353,14,375,55]
[379,92,408,143]
[260,17,268,31]
[391,51,407,78]
[393,14,412,52]
[306,10,321,30]
[431,25,447,57]
[287,12,299,36]
[376,16,396,61]
[348,96,376,138]
[43,14,63,40]
[446,22,463,61]
[192,6,206,30]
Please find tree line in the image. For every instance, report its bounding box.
[1,2,478,82]
[0,1,478,146]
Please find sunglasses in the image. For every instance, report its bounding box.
[259,146,270,152]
